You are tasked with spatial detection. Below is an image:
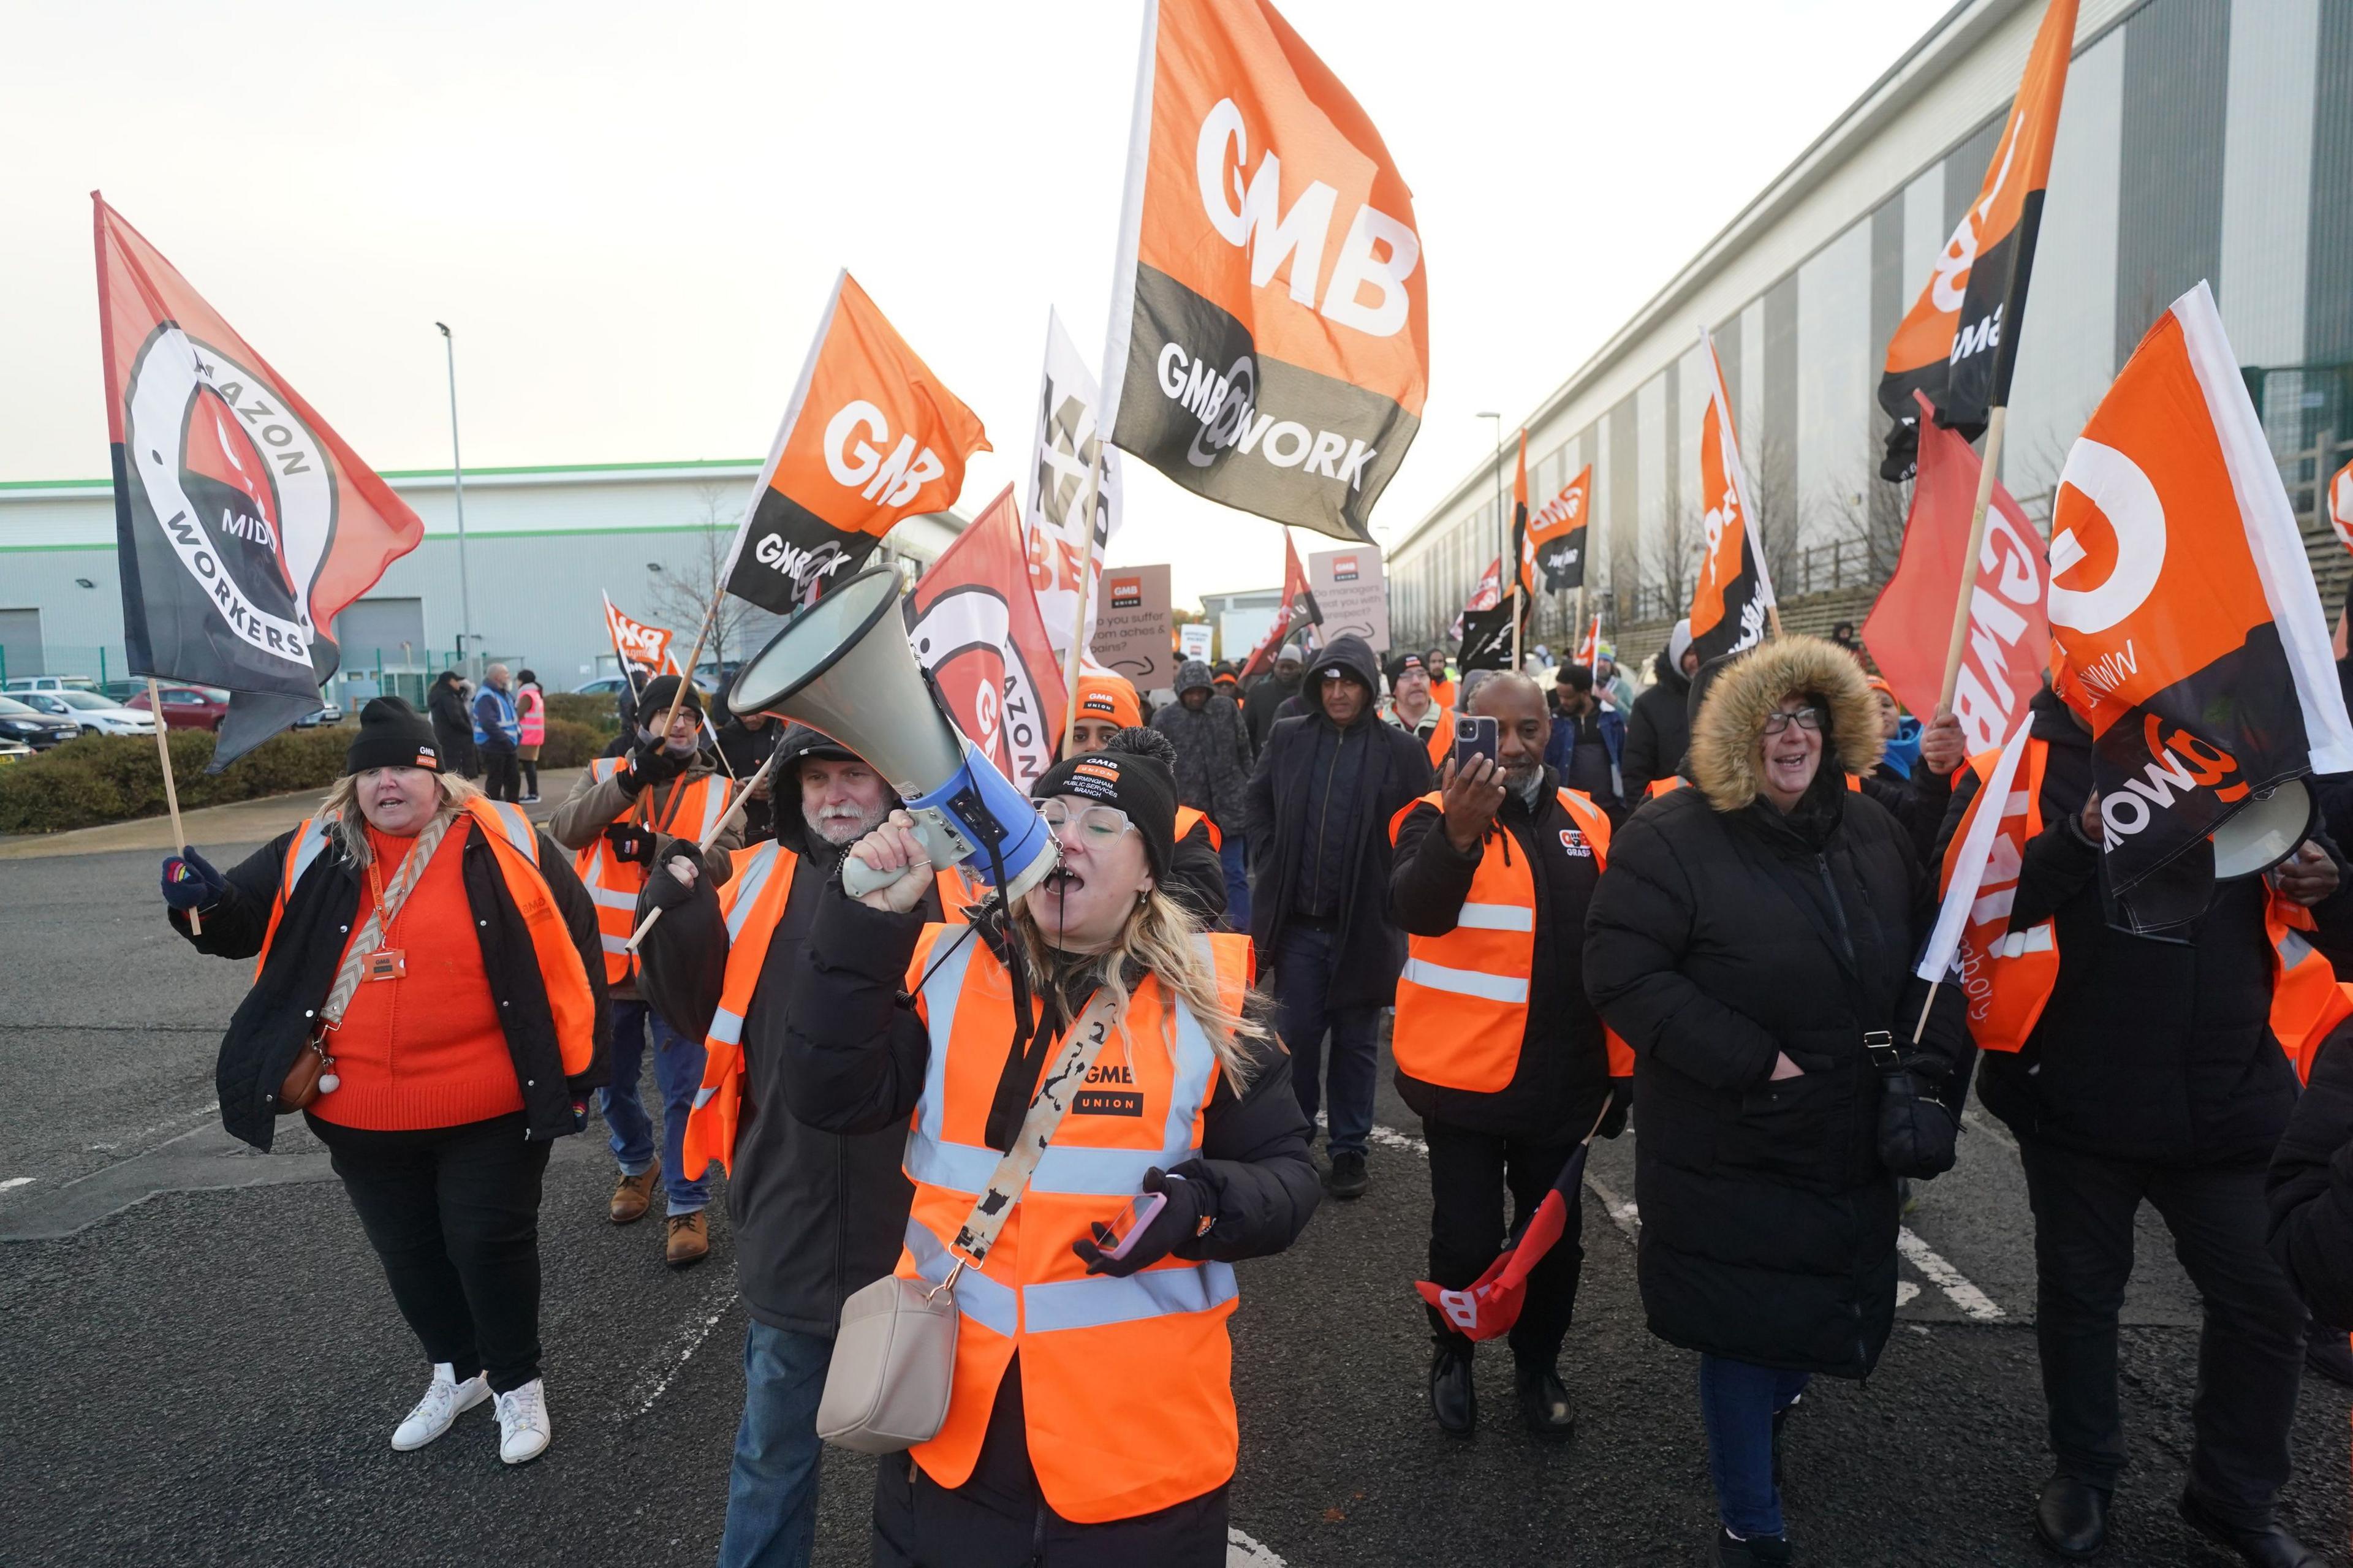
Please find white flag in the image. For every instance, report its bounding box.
[1026,308,1124,662]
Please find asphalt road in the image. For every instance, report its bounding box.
[4,839,2350,1566]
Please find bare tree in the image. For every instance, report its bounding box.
[641,481,774,691]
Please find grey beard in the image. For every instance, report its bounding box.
[808,808,885,847]
[1506,766,1545,806]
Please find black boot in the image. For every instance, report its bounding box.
[2032,1473,2109,1559]
[2177,1489,2324,1568]
[1514,1362,1575,1444]
[1428,1344,1475,1436]
[2304,1330,2353,1388]
[1326,1149,1367,1199]
[1706,1526,1790,1566]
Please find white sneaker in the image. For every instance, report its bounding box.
[391,1362,489,1451]
[493,1377,551,1464]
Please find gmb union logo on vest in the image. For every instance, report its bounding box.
[123,327,333,673]
[1558,828,1592,858]
[1074,1061,1145,1118]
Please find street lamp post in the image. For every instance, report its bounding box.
[435,323,474,675]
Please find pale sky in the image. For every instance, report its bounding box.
[1,0,1950,610]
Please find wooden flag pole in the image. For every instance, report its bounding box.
[150,676,199,936]
[657,594,720,741]
[1767,604,1787,640]
[1509,584,1524,670]
[1930,404,2009,718]
[621,743,783,952]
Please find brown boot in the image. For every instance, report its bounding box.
[665,1210,710,1268]
[609,1161,660,1225]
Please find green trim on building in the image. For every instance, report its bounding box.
[0,458,762,492]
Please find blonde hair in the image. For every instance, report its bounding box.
[1009,888,1274,1089]
[317,769,483,868]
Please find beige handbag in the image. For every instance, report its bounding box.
[816,987,1125,1454]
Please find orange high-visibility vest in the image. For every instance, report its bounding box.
[1429,678,1456,711]
[683,840,969,1179]
[1947,735,2344,1064]
[258,798,597,1075]
[1424,707,1453,771]
[573,756,733,985]
[1175,805,1223,853]
[1388,787,1629,1090]
[894,926,1252,1523]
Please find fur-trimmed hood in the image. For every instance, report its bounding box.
[1687,636,1882,812]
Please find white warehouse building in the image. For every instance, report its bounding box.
[1386,0,2353,667]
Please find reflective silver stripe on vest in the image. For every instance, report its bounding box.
[723,841,784,944]
[1453,901,1533,933]
[692,1084,720,1109]
[600,934,631,954]
[286,813,338,891]
[580,844,636,911]
[903,1219,1018,1338]
[699,778,732,842]
[1021,1260,1238,1333]
[1401,956,1528,1006]
[481,801,537,862]
[2279,926,2317,971]
[708,1007,745,1047]
[903,934,1218,1198]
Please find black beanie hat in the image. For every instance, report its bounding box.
[1032,725,1178,881]
[635,674,705,729]
[347,696,443,775]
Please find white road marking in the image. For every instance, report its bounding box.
[1227,1527,1288,1566]
[0,1177,34,1192]
[1962,1107,2018,1154]
[621,1274,737,1418]
[1365,1123,1427,1156]
[1897,1227,2006,1320]
[1896,1280,1921,1308]
[1583,1173,1642,1242]
[88,1100,221,1157]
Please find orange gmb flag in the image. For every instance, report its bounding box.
[2328,456,2353,557]
[599,593,673,676]
[1688,328,1775,665]
[1524,465,1591,597]
[2047,281,2352,930]
[1877,0,2076,479]
[1508,431,1530,598]
[722,271,989,612]
[1101,0,1428,542]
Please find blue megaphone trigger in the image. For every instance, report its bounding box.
[900,740,1059,900]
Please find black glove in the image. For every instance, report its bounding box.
[642,838,705,911]
[1877,1055,1960,1179]
[621,737,687,795]
[604,822,659,867]
[161,845,228,912]
[1597,1076,1634,1140]
[1071,1167,1212,1278]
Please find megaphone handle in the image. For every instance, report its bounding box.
[841,817,949,900]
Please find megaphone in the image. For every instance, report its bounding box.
[728,567,1058,903]
[2213,778,2312,881]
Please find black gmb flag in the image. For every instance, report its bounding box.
[1874,0,2075,481]
[1097,0,1429,543]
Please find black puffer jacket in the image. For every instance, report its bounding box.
[1936,686,2353,1165]
[1585,638,1969,1378]
[1391,770,1612,1138]
[2268,1020,2353,1328]
[1621,646,1692,802]
[174,814,612,1151]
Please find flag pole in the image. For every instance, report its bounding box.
[658,593,720,741]
[150,676,199,936]
[621,743,782,952]
[1930,404,2009,717]
[1057,461,1105,756]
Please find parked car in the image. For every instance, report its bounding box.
[125,685,231,732]
[95,680,150,705]
[9,689,159,737]
[4,676,102,694]
[0,738,35,766]
[293,702,345,729]
[0,695,81,749]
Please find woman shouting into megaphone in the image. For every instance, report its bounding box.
[782,725,1319,1567]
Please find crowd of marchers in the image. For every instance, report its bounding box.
[155,619,2353,1568]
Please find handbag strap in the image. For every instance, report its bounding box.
[949,984,1129,1268]
[317,810,457,1031]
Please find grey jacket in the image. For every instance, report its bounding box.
[1151,661,1254,833]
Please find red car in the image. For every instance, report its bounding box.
[127,684,232,731]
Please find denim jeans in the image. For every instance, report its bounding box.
[1218,833,1252,933]
[1270,923,1380,1158]
[718,1321,832,1568]
[1698,1354,1811,1538]
[600,999,710,1214]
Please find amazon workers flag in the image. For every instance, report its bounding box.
[1876,0,2076,480]
[1863,391,2050,752]
[1524,465,1591,597]
[905,485,1068,795]
[1239,532,1320,678]
[1688,327,1776,665]
[721,271,989,612]
[94,195,423,767]
[1099,0,1428,542]
[2045,282,2353,932]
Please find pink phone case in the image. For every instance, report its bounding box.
[1099,1191,1169,1260]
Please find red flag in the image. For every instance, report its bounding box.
[1240,535,1322,680]
[1863,391,2050,752]
[1414,1140,1593,1341]
[94,195,423,765]
[1574,613,1602,675]
[1688,329,1774,664]
[904,486,1069,793]
[1448,555,1504,643]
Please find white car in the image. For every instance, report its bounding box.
[10,688,160,736]
[3,676,101,694]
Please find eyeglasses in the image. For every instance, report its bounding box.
[1039,799,1136,843]
[1761,706,1823,735]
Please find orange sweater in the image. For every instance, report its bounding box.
[311,820,525,1131]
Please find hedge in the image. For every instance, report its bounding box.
[541,692,621,738]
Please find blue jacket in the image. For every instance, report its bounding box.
[1545,701,1624,811]
[473,685,520,751]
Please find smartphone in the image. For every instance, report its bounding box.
[1452,713,1499,775]
[1091,1188,1170,1261]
